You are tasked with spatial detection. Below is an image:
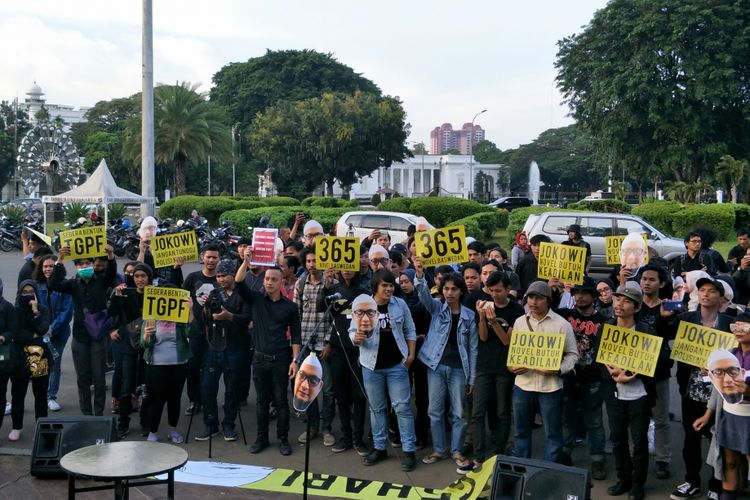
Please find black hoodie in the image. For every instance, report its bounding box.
[15,279,50,344]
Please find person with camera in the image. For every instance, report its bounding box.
[50,244,117,417]
[182,244,221,416]
[107,263,153,439]
[195,259,251,442]
[235,253,301,456]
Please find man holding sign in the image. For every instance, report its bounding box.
[595,282,666,500]
[508,281,578,463]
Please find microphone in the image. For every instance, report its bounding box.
[324,292,342,302]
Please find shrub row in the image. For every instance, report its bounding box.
[301,196,358,208]
[448,210,509,240]
[219,207,365,236]
[631,201,682,235]
[567,199,631,214]
[632,201,741,240]
[378,197,494,228]
[158,195,306,225]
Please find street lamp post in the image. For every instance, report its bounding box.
[231,123,240,197]
[468,109,487,200]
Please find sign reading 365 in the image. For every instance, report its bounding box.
[315,236,360,271]
[415,226,468,267]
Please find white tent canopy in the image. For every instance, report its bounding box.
[42,159,155,205]
[42,159,156,229]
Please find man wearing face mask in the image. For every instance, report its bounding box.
[50,244,117,416]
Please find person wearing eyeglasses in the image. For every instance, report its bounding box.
[349,273,418,472]
[596,279,615,320]
[302,220,324,248]
[694,344,750,500]
[294,357,323,403]
[673,231,716,278]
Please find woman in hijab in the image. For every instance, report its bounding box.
[511,232,529,272]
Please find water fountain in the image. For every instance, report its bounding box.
[528,161,544,205]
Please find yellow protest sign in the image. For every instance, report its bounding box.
[316,236,360,272]
[150,231,198,268]
[507,330,565,371]
[59,225,107,260]
[605,234,649,265]
[596,324,663,376]
[537,241,586,285]
[671,321,737,368]
[415,225,468,267]
[142,286,191,323]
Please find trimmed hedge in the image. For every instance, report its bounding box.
[378,198,414,213]
[506,206,581,244]
[262,196,301,206]
[449,210,508,240]
[631,201,682,235]
[568,199,631,214]
[408,197,493,228]
[301,196,357,208]
[219,206,365,236]
[732,204,750,230]
[671,204,736,240]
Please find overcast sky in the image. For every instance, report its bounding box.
[0,0,607,150]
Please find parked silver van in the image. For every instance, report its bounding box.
[522,211,686,271]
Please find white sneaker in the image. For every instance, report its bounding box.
[47,399,61,412]
[4,403,10,415]
[8,429,21,441]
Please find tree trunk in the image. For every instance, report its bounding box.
[174,159,186,196]
[732,185,738,204]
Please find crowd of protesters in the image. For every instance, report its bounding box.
[2,218,750,500]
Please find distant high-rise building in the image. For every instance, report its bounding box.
[430,122,485,154]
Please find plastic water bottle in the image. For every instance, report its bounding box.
[43,335,60,362]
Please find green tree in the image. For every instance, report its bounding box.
[124,83,232,196]
[249,90,409,195]
[714,154,748,203]
[83,131,119,173]
[444,148,460,155]
[497,124,603,194]
[412,142,428,155]
[0,130,14,189]
[473,139,503,164]
[556,0,750,187]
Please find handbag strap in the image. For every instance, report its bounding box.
[526,316,533,332]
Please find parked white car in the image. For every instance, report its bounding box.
[334,211,421,243]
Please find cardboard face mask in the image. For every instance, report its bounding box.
[707,349,747,405]
[139,216,158,241]
[620,233,647,277]
[293,354,323,412]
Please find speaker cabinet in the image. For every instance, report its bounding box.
[491,455,591,500]
[31,416,118,477]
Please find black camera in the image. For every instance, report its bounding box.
[205,289,226,316]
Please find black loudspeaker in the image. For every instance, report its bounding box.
[490,456,591,500]
[31,416,118,477]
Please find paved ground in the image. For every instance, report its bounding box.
[0,251,737,499]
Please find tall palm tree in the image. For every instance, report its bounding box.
[715,154,748,203]
[153,83,231,195]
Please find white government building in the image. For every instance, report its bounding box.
[23,82,90,131]
[259,154,508,201]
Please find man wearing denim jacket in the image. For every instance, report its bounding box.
[349,271,418,472]
[509,280,578,463]
[413,256,478,470]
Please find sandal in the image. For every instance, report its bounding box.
[422,452,447,464]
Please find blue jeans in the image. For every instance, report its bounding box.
[512,386,564,462]
[562,378,605,461]
[362,363,416,452]
[427,364,467,455]
[47,330,70,400]
[201,349,243,432]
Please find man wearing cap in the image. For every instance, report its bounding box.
[555,276,608,478]
[509,281,578,463]
[665,276,726,499]
[595,282,662,500]
[562,224,592,272]
[302,220,324,248]
[195,259,252,442]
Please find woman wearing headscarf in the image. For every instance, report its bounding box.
[107,263,153,438]
[511,232,529,272]
[5,279,50,441]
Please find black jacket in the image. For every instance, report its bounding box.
[15,280,51,344]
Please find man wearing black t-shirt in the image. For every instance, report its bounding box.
[556,276,607,479]
[181,244,220,416]
[470,272,524,467]
[636,264,674,480]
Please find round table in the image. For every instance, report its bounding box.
[60,441,188,499]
